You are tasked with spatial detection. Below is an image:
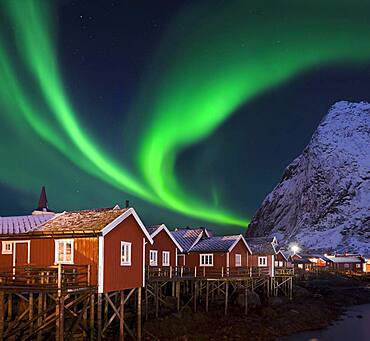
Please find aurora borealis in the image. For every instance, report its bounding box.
[1,0,370,231]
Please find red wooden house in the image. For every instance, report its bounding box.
[274,249,290,268]
[185,235,252,276]
[145,224,183,268]
[171,228,211,266]
[245,237,278,276]
[0,206,153,293]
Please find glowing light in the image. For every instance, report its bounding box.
[291,245,300,255]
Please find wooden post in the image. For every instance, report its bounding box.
[59,295,64,341]
[29,292,34,335]
[137,287,142,341]
[205,281,209,312]
[0,291,4,341]
[194,266,197,278]
[37,292,43,341]
[56,264,62,341]
[144,287,148,320]
[244,287,248,315]
[7,293,12,321]
[97,293,102,341]
[155,283,159,318]
[224,281,229,316]
[176,281,180,311]
[90,294,95,341]
[193,281,197,312]
[119,291,124,341]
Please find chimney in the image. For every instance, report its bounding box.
[125,200,130,209]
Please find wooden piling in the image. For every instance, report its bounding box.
[119,291,124,341]
[244,286,248,315]
[176,281,180,311]
[224,281,229,316]
[97,293,102,341]
[90,294,95,341]
[205,281,209,312]
[137,287,142,341]
[0,291,4,341]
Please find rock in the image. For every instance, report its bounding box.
[293,285,310,297]
[236,291,261,307]
[246,101,370,254]
[268,296,284,305]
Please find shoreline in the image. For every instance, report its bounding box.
[143,275,370,340]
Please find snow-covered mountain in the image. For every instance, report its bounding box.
[246,101,370,254]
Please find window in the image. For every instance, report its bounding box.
[200,254,213,266]
[258,256,267,267]
[279,261,283,267]
[55,239,74,264]
[120,241,131,266]
[356,263,361,268]
[235,254,241,267]
[162,251,170,266]
[149,250,158,266]
[2,241,12,255]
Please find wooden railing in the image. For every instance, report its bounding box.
[147,266,275,280]
[0,264,91,290]
[275,267,294,276]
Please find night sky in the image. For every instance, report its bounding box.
[1,0,370,233]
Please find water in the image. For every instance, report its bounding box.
[281,304,370,341]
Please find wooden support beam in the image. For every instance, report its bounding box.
[205,281,209,312]
[7,293,12,322]
[37,292,43,341]
[0,291,4,341]
[90,294,95,341]
[29,292,34,335]
[97,293,102,341]
[137,287,142,341]
[176,281,180,311]
[145,286,148,320]
[244,286,248,315]
[193,281,197,312]
[224,282,229,316]
[119,291,124,341]
[155,283,159,318]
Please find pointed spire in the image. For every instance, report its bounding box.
[37,186,48,210]
[33,186,54,214]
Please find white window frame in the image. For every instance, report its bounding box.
[258,256,268,267]
[162,251,170,266]
[279,261,283,267]
[120,241,132,266]
[149,250,158,266]
[356,263,361,268]
[200,254,214,267]
[2,241,13,255]
[235,254,241,267]
[54,239,74,264]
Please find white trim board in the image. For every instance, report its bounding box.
[150,224,184,252]
[101,208,154,244]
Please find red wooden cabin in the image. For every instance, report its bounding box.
[171,228,211,266]
[245,237,278,276]
[274,249,290,268]
[145,224,183,268]
[0,207,153,293]
[185,235,252,276]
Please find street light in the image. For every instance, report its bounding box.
[291,244,300,255]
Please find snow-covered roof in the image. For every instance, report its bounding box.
[245,237,276,254]
[325,255,362,263]
[190,235,247,253]
[0,214,54,235]
[171,228,209,252]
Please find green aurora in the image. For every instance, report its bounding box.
[1,0,370,227]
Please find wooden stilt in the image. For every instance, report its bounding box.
[193,281,197,312]
[176,281,180,311]
[155,283,159,318]
[0,291,4,341]
[244,286,248,315]
[205,281,209,312]
[137,287,142,341]
[7,293,12,322]
[29,292,34,335]
[37,291,43,341]
[90,294,95,341]
[119,291,124,341]
[97,293,102,341]
[145,286,148,320]
[224,281,229,316]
